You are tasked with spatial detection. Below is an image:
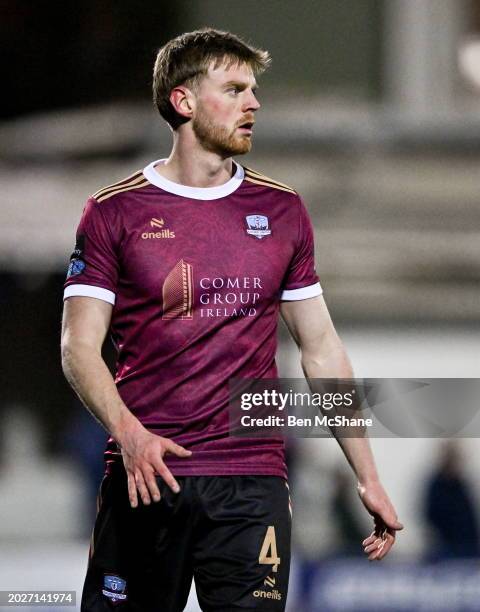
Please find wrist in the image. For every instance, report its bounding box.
[357,475,381,488]
[111,411,145,448]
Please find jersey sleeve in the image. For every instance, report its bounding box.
[280,197,323,301]
[63,197,118,305]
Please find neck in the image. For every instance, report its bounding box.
[155,131,235,188]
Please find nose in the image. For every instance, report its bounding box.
[244,89,261,112]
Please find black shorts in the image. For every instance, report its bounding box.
[81,467,292,611]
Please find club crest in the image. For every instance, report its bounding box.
[245,214,271,240]
[102,575,127,605]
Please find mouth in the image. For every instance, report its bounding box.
[237,121,254,134]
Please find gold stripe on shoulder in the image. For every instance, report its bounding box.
[93,171,144,199]
[245,172,296,193]
[244,168,296,192]
[96,179,150,203]
[244,175,296,195]
[93,170,144,199]
[245,171,296,192]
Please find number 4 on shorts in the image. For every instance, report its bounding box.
[259,525,281,572]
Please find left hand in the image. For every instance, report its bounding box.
[357,480,403,561]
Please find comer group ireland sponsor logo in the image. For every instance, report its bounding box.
[199,276,262,318]
[162,259,193,319]
[161,261,264,319]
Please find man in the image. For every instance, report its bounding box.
[61,28,402,612]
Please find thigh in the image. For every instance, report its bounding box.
[193,476,291,612]
[81,468,194,612]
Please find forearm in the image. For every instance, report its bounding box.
[301,337,353,379]
[61,341,144,444]
[282,299,401,555]
[60,298,190,506]
[302,340,379,484]
[333,437,380,485]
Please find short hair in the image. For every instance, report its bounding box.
[153,28,271,129]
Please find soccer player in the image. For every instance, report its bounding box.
[61,28,402,612]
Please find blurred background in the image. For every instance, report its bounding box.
[0,0,479,610]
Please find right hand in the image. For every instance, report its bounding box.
[119,426,192,508]
[358,480,403,560]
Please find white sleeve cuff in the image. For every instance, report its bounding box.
[64,284,116,305]
[280,282,323,301]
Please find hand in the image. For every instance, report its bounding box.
[119,426,192,508]
[358,480,403,561]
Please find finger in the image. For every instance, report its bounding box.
[135,471,151,505]
[364,538,383,553]
[164,441,192,458]
[362,532,377,546]
[368,540,385,561]
[371,533,394,560]
[154,460,181,494]
[144,468,162,503]
[376,541,393,560]
[364,540,384,555]
[127,472,138,508]
[377,535,395,560]
[365,530,389,550]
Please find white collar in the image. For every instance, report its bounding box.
[143,158,244,200]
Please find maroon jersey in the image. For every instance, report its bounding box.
[64,160,322,478]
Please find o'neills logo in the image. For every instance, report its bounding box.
[142,217,175,239]
[253,589,282,601]
[142,229,175,239]
[161,260,264,320]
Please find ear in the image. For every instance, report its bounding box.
[169,86,195,120]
